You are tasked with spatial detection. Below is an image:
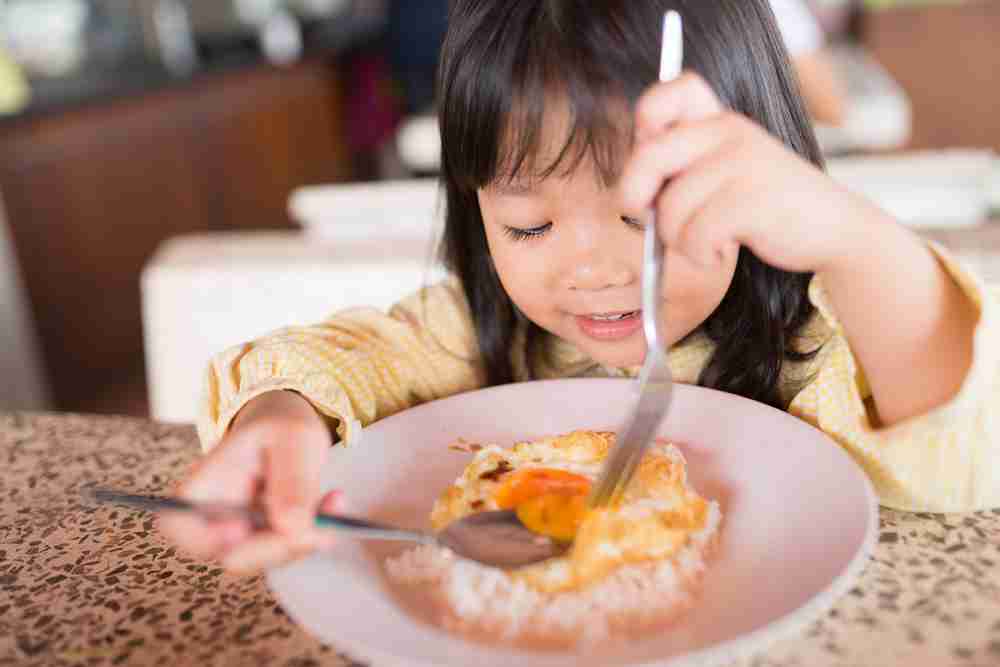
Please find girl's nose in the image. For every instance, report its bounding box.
[565,246,634,292]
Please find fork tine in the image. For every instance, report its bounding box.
[590,372,672,506]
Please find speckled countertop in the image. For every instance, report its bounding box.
[2,413,1000,667]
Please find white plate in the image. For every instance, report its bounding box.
[268,379,878,666]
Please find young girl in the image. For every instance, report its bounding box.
[159,0,998,576]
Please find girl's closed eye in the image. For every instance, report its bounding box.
[503,222,552,242]
[503,217,643,242]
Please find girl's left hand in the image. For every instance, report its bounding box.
[619,73,887,275]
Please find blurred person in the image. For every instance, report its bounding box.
[771,0,847,126]
[383,0,847,125]
[388,0,847,177]
[386,0,448,114]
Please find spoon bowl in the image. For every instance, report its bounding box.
[435,509,569,568]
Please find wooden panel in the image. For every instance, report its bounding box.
[0,93,205,411]
[861,1,1000,153]
[198,58,354,230]
[0,57,353,414]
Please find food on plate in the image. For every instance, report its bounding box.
[385,430,722,647]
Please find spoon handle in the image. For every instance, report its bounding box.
[86,488,434,545]
[312,513,434,544]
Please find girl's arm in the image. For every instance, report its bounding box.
[196,279,483,450]
[621,73,980,428]
[165,280,483,577]
[816,200,977,426]
[621,73,999,511]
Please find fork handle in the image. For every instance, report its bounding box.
[588,222,673,509]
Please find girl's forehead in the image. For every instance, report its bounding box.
[494,92,633,191]
[485,157,615,196]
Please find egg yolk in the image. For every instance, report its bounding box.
[494,469,592,542]
[515,493,589,542]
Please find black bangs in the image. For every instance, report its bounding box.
[439,1,665,193]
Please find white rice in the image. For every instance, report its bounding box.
[385,501,722,648]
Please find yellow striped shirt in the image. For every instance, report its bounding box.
[197,244,1000,513]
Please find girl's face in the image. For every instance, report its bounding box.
[478,107,738,368]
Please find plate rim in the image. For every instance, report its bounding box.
[268,378,880,667]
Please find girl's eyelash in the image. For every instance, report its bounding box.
[503,223,552,241]
[503,217,640,242]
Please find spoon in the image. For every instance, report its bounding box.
[86,488,567,569]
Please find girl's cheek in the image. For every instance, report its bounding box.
[486,227,551,280]
[494,250,550,302]
[667,253,736,321]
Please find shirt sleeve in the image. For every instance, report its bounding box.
[788,243,1000,513]
[769,0,824,56]
[195,279,483,452]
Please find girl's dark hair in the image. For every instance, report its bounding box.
[437,0,821,408]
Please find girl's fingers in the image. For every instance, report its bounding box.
[620,115,735,217]
[219,490,339,572]
[219,524,335,575]
[160,489,341,572]
[264,431,330,535]
[633,73,726,143]
[156,512,218,559]
[155,392,339,575]
[158,432,263,560]
[220,530,326,576]
[672,177,748,268]
[156,513,252,561]
[180,428,263,505]
[316,490,344,549]
[654,150,738,249]
[319,489,344,514]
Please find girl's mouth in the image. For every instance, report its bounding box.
[575,310,643,341]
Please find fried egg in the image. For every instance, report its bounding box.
[430,430,715,593]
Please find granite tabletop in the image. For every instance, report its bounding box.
[2,412,999,667]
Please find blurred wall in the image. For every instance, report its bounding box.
[862,1,1000,153]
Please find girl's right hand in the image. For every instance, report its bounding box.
[157,390,340,575]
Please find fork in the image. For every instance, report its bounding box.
[588,11,681,508]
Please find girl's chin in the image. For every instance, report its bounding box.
[577,340,646,369]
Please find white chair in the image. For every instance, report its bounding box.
[288,178,443,241]
[0,190,50,411]
[827,149,1000,229]
[141,180,445,423]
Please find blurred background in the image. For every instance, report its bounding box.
[1,0,998,422]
